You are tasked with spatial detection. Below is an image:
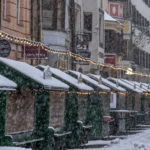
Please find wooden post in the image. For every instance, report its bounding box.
[34,90,50,136]
[70,0,76,70]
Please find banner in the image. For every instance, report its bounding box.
[110,93,117,109]
[109,2,123,18]
[22,45,48,59]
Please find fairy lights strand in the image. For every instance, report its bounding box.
[0,31,150,77]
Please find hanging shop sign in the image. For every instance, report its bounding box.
[110,93,117,109]
[0,39,11,57]
[109,2,123,18]
[22,45,48,59]
[104,54,116,66]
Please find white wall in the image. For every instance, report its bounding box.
[75,0,104,73]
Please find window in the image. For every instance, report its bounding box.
[3,0,10,20]
[84,13,92,41]
[42,0,54,29]
[42,0,66,30]
[3,0,7,19]
[99,13,104,48]
[17,0,23,25]
[17,0,21,24]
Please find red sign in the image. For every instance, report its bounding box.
[22,45,48,59]
[102,116,114,122]
[109,2,123,18]
[104,54,116,66]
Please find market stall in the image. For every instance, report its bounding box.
[129,80,150,123]
[0,57,69,150]
[0,74,17,146]
[88,74,127,134]
[37,65,93,147]
[108,78,143,130]
[67,70,111,139]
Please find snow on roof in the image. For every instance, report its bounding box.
[0,74,17,91]
[38,65,93,91]
[0,57,69,91]
[88,74,126,92]
[130,81,150,92]
[104,12,117,22]
[108,78,143,93]
[67,70,110,91]
[0,147,31,150]
[121,79,146,92]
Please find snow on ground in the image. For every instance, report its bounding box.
[68,128,150,150]
[0,147,31,150]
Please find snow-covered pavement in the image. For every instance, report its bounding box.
[68,127,150,150]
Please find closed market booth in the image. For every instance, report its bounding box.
[88,74,127,135]
[108,78,143,130]
[37,65,93,148]
[130,81,150,123]
[0,74,17,146]
[0,57,69,150]
[67,70,111,139]
[121,79,147,124]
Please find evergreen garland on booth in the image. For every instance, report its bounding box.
[65,92,83,147]
[0,91,12,146]
[86,93,102,139]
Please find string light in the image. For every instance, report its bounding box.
[99,91,108,95]
[118,92,126,96]
[143,93,150,96]
[0,30,150,78]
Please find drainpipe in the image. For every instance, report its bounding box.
[70,0,76,70]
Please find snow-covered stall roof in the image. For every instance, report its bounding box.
[88,74,126,92]
[121,79,146,92]
[108,78,143,93]
[0,74,17,91]
[37,65,93,91]
[0,57,69,91]
[104,12,117,22]
[67,70,110,91]
[142,83,150,91]
[130,81,150,92]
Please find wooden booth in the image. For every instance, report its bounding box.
[0,74,17,146]
[37,65,93,148]
[67,71,111,139]
[130,81,150,123]
[109,78,143,130]
[0,57,69,150]
[88,74,127,135]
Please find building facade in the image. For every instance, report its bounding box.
[74,0,105,74]
[0,0,42,65]
[104,0,150,80]
[0,0,30,61]
[42,0,71,70]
